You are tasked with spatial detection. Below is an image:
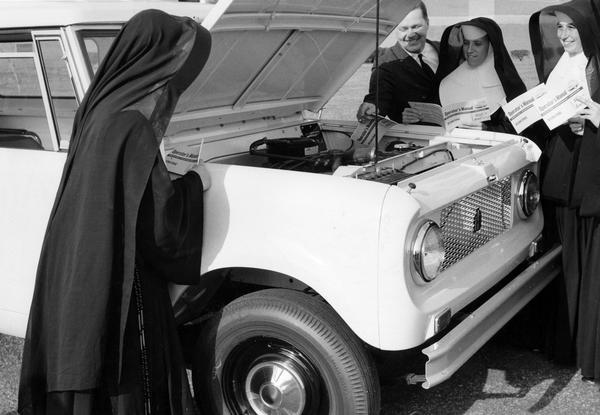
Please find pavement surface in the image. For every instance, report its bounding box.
[379,337,600,414]
[2,331,600,414]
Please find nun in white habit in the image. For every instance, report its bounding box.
[529,0,600,381]
[437,17,528,132]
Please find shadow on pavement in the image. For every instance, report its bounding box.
[377,334,579,415]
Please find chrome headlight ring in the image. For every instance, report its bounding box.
[412,220,445,282]
[518,170,540,218]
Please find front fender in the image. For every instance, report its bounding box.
[186,163,419,348]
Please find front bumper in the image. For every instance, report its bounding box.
[421,244,561,389]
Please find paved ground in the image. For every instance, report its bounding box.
[379,337,600,414]
[2,332,600,414]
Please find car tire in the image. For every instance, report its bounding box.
[191,288,380,415]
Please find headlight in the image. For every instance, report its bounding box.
[518,170,540,217]
[412,221,445,282]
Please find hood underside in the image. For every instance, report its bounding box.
[171,0,419,130]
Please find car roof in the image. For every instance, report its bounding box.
[0,1,213,29]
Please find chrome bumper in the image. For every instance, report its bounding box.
[422,245,562,389]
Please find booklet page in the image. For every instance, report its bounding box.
[443,98,491,131]
[503,82,588,132]
[408,102,445,127]
[409,99,490,131]
[537,82,587,130]
[502,84,545,133]
[164,145,201,176]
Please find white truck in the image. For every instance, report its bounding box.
[0,1,560,414]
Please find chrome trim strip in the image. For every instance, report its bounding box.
[422,244,562,389]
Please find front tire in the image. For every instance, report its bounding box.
[192,288,380,415]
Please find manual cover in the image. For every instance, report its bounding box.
[502,82,588,132]
[163,145,201,176]
[408,99,491,131]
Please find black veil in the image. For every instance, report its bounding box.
[19,9,212,411]
[438,17,526,102]
[529,0,600,83]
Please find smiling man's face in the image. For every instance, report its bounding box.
[396,7,429,54]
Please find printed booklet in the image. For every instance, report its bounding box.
[502,82,588,133]
[163,145,201,175]
[408,99,491,131]
[351,99,492,147]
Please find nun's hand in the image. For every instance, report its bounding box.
[575,97,600,128]
[568,116,585,135]
[191,160,211,191]
[402,107,422,124]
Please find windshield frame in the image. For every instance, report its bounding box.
[63,24,120,99]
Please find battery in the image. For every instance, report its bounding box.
[266,137,320,158]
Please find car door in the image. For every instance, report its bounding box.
[0,31,77,337]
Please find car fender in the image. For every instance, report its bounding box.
[193,163,420,348]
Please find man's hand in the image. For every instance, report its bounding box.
[402,107,422,124]
[190,160,211,191]
[356,102,377,123]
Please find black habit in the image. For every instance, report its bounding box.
[363,40,440,123]
[18,9,211,414]
[530,0,600,378]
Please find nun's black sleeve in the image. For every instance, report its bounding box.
[136,159,205,285]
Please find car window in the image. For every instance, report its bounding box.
[37,38,78,148]
[0,41,51,150]
[0,37,78,150]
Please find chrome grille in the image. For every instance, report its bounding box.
[439,176,512,271]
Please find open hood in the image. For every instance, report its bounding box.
[171,0,420,130]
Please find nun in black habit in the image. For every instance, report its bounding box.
[530,0,600,380]
[437,17,534,135]
[18,9,211,414]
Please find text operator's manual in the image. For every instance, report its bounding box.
[408,99,491,131]
[502,82,588,133]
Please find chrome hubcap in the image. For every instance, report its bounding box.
[245,360,306,415]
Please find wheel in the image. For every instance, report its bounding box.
[192,288,380,415]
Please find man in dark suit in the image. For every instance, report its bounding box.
[356,2,439,124]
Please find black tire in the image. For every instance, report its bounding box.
[192,288,380,415]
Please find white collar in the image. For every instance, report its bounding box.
[439,45,506,113]
[547,51,590,98]
[404,42,438,71]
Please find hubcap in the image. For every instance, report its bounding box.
[222,338,324,415]
[245,361,306,415]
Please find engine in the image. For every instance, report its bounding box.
[247,123,458,185]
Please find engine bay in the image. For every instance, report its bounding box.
[243,122,473,185]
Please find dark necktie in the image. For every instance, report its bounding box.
[418,53,435,79]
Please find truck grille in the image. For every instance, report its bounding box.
[439,176,512,272]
